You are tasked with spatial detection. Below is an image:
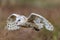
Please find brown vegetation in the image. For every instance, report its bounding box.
[0,0,60,40]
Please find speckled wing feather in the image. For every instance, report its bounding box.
[6,13,21,30]
[27,13,54,31]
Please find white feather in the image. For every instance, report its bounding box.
[6,13,54,31]
[31,13,54,31]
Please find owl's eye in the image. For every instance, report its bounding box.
[18,19,21,21]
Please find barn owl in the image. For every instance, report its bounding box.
[6,13,54,31]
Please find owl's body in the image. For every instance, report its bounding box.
[6,13,54,31]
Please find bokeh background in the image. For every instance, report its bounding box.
[0,0,60,40]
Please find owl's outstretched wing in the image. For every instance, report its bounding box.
[27,13,54,31]
[6,13,21,30]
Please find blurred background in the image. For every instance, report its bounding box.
[0,0,60,40]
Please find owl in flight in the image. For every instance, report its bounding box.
[6,13,54,31]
